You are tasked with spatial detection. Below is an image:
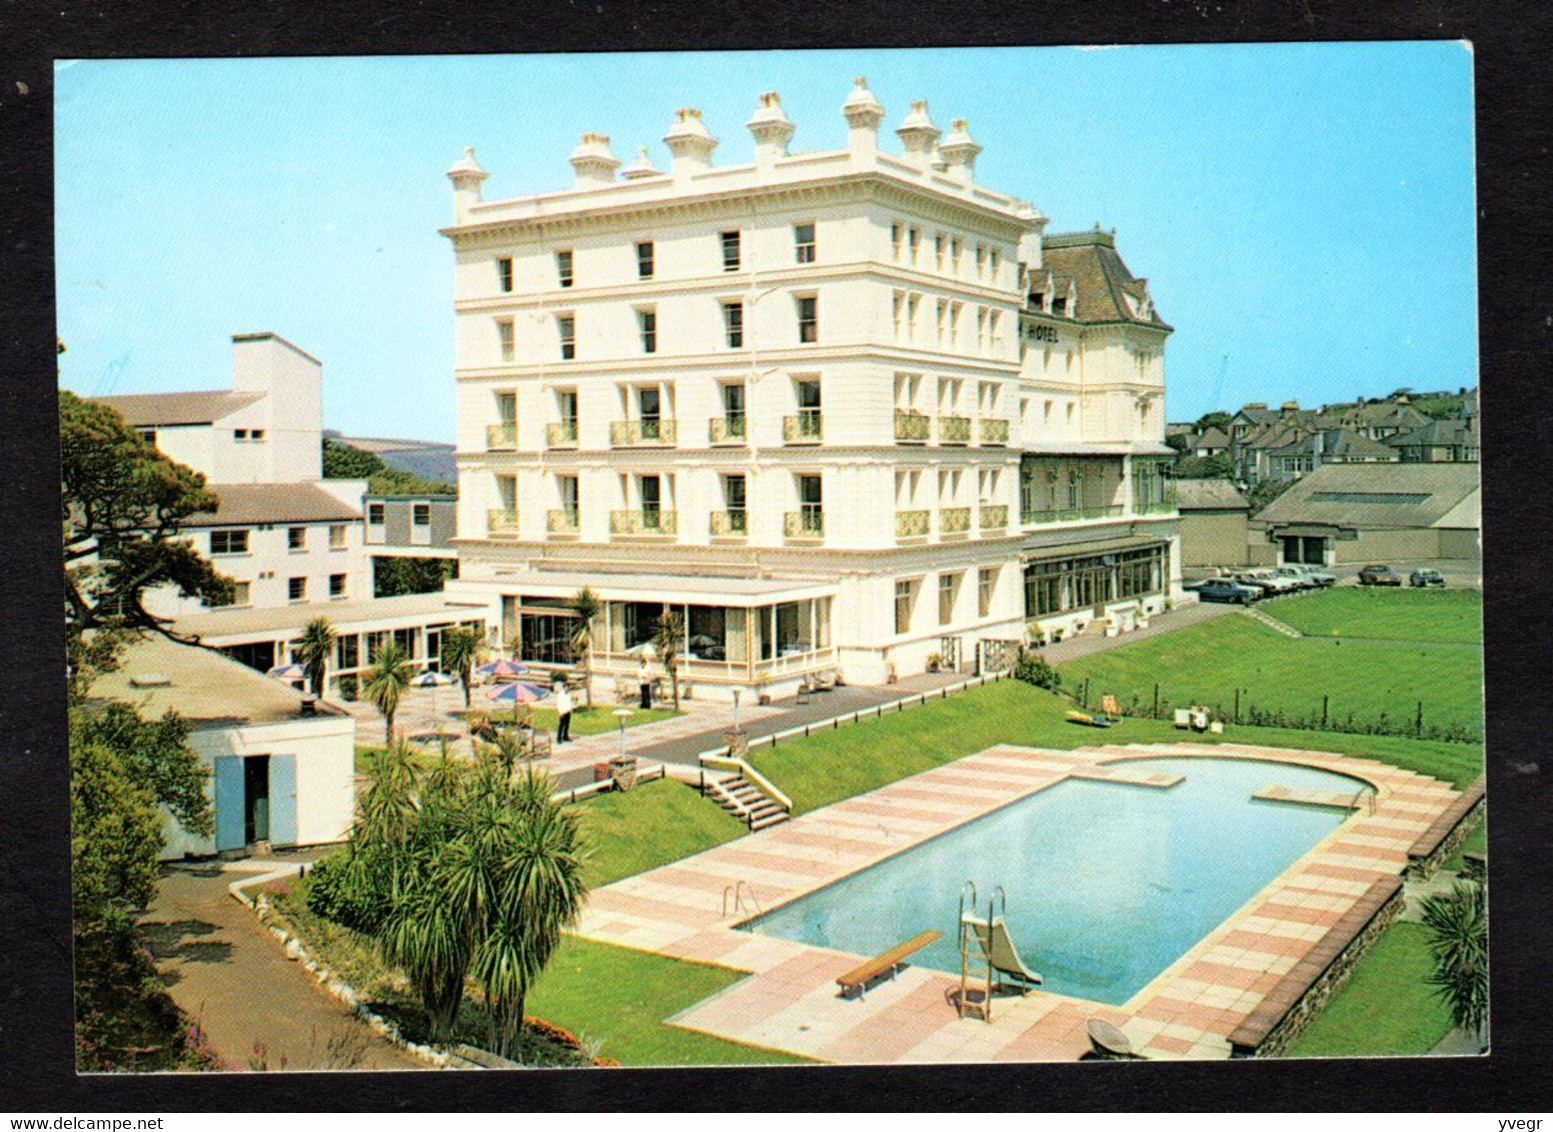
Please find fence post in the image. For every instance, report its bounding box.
[1233,688,1240,725]
[1154,683,1160,719]
[1415,700,1423,737]
[1322,694,1329,729]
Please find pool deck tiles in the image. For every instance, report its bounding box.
[575,739,1465,1064]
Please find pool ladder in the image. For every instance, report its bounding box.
[721,879,765,923]
[957,881,1007,1022]
[1351,784,1378,815]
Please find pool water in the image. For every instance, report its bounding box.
[743,757,1364,1005]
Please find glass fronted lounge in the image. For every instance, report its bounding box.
[1022,543,1169,618]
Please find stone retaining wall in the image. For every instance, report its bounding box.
[1229,876,1405,1058]
[1406,777,1486,880]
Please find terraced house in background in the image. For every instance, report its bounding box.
[441,81,1183,699]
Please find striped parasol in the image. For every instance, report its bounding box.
[476,658,533,680]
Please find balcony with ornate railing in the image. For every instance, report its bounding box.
[894,410,930,443]
[487,508,520,536]
[709,415,747,445]
[784,509,825,540]
[610,509,678,537]
[486,421,518,450]
[979,504,1009,533]
[979,418,1010,445]
[783,410,823,444]
[546,509,580,536]
[938,415,972,445]
[709,509,749,537]
[546,421,578,448]
[939,506,972,536]
[1022,503,1126,525]
[895,510,930,540]
[610,419,677,447]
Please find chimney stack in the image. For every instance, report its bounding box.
[663,108,718,181]
[621,146,662,180]
[747,91,795,170]
[895,100,941,167]
[568,133,620,187]
[938,118,982,184]
[842,76,885,164]
[445,146,489,223]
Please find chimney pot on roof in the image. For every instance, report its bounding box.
[445,146,489,223]
[895,99,941,167]
[620,146,661,180]
[938,117,982,184]
[568,132,620,187]
[663,107,718,180]
[747,91,795,169]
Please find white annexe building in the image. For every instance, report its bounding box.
[443,81,1182,700]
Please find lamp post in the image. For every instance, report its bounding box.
[731,688,741,730]
[613,707,633,759]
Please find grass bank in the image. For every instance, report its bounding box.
[576,777,747,886]
[1270,587,1482,644]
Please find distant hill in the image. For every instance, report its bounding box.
[325,430,456,485]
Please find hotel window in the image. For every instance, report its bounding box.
[288,576,307,603]
[250,429,265,441]
[975,244,986,280]
[951,237,963,274]
[975,309,988,354]
[636,241,654,279]
[557,315,576,360]
[722,473,748,533]
[793,222,816,264]
[557,474,580,524]
[891,222,904,262]
[329,573,347,599]
[637,308,657,354]
[934,232,947,271]
[229,581,251,607]
[367,503,385,526]
[936,299,949,346]
[950,302,963,347]
[990,248,1001,280]
[722,301,744,348]
[906,293,921,343]
[413,503,431,528]
[329,523,347,550]
[892,291,906,341]
[720,230,741,272]
[796,473,823,534]
[978,566,997,618]
[894,578,916,634]
[556,249,574,288]
[287,526,306,551]
[234,428,249,441]
[908,226,921,265]
[636,386,663,440]
[556,388,578,432]
[939,572,960,625]
[796,295,818,343]
[720,382,746,436]
[210,528,249,555]
[497,256,514,293]
[989,310,1002,355]
[497,318,515,363]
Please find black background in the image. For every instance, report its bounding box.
[2,0,1549,1112]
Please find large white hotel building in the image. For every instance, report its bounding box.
[443,81,1182,699]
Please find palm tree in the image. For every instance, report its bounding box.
[652,610,685,711]
[363,642,413,746]
[566,587,602,709]
[296,617,336,699]
[1421,880,1488,1047]
[441,627,480,710]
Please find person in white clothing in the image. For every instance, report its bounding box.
[555,683,575,743]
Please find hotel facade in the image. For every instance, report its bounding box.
[443,81,1182,700]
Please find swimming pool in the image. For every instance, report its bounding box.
[742,756,1366,1005]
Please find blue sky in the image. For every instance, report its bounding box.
[55,44,1476,441]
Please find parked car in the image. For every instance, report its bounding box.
[1358,564,1404,587]
[1274,565,1337,589]
[1194,578,1261,605]
[1236,570,1302,597]
[1410,568,1447,588]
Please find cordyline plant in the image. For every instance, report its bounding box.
[312,742,589,1058]
[1420,879,1489,1045]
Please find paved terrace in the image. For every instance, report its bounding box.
[573,741,1461,1064]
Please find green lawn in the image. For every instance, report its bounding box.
[527,936,808,1066]
[750,679,1484,815]
[1284,922,1455,1057]
[1058,615,1483,739]
[576,777,748,886]
[1270,587,1482,644]
[516,704,679,736]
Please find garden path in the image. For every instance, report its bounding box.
[141,861,429,1072]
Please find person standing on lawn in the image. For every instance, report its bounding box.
[638,658,653,710]
[555,681,574,744]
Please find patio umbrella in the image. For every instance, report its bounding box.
[410,670,457,687]
[624,641,657,660]
[484,679,553,725]
[267,662,307,681]
[476,658,533,680]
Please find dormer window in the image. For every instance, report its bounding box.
[1052,295,1067,316]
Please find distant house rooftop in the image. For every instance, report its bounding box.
[1174,479,1248,511]
[1252,463,1480,530]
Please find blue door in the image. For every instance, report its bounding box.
[213,756,246,852]
[268,755,298,847]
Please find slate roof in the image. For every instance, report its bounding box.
[1190,427,1231,448]
[1387,419,1477,449]
[1173,479,1248,510]
[1252,463,1481,531]
[96,389,264,427]
[185,482,362,527]
[1037,229,1173,330]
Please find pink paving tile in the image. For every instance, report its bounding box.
[709,845,843,878]
[817,976,963,1064]
[586,888,721,929]
[1182,960,1265,991]
[757,827,901,857]
[1218,929,1311,958]
[658,931,756,964]
[1255,902,1344,927]
[831,798,971,826]
[648,865,797,901]
[1146,1033,1194,1055]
